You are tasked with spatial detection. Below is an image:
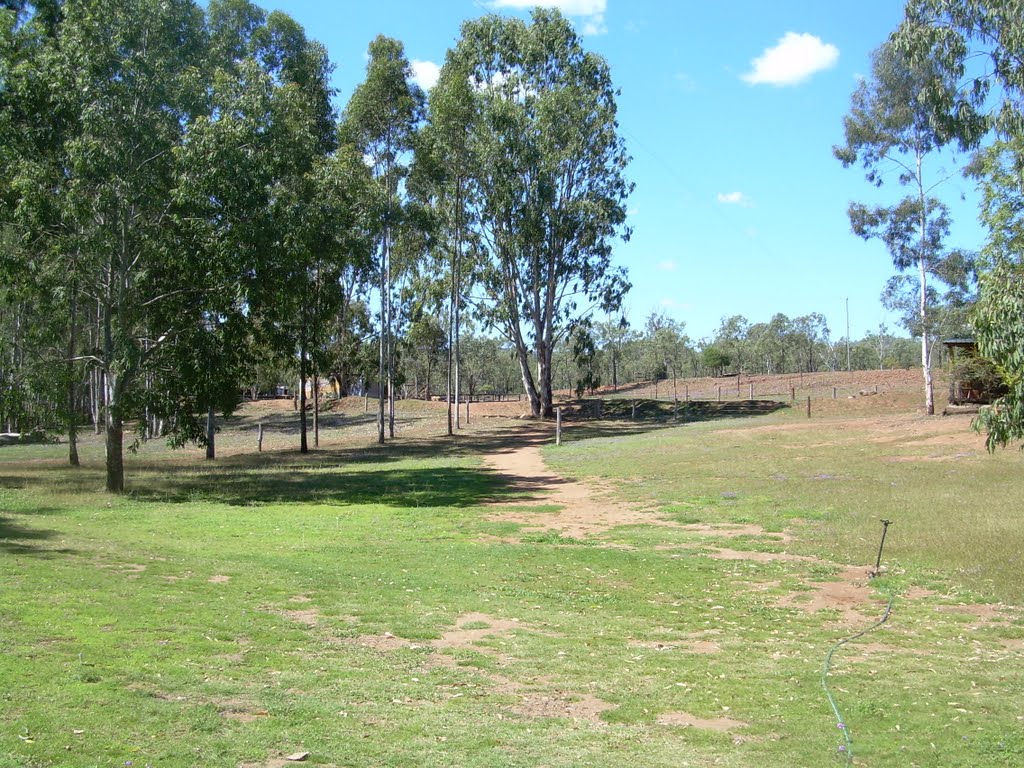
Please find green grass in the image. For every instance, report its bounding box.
[1,398,1022,767]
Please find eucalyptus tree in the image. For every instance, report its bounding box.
[2,1,91,462]
[175,2,342,457]
[16,0,215,491]
[714,315,751,374]
[414,57,477,433]
[642,312,690,399]
[342,36,424,442]
[893,0,1023,145]
[893,2,1024,441]
[295,148,376,449]
[835,41,962,414]
[791,313,831,373]
[593,316,633,392]
[450,9,633,418]
[967,136,1024,448]
[3,0,342,487]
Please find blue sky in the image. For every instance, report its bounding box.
[268,0,982,342]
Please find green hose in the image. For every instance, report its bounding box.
[820,592,896,763]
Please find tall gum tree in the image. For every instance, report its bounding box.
[894,1,1024,443]
[450,9,633,418]
[49,0,210,492]
[835,41,962,415]
[413,57,477,434]
[342,36,424,443]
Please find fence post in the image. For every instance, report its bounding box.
[749,383,754,400]
[257,422,264,452]
[556,407,562,445]
[466,398,470,424]
[790,386,795,402]
[685,383,689,402]
[673,396,679,422]
[807,396,811,419]
[833,386,837,400]
[632,400,637,420]
[717,385,722,403]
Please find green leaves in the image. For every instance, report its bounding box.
[893,0,1023,148]
[440,9,633,416]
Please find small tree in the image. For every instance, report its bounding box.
[702,346,731,377]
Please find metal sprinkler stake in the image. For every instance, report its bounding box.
[872,519,893,577]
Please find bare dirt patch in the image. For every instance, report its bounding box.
[776,566,880,625]
[680,523,793,543]
[657,711,747,731]
[335,615,607,723]
[705,548,818,564]
[220,701,269,723]
[483,440,674,539]
[208,574,231,584]
[98,562,146,579]
[934,603,1010,625]
[345,632,413,652]
[433,612,529,650]
[511,692,613,723]
[238,757,326,768]
[280,609,319,626]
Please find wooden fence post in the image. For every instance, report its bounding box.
[632,400,637,420]
[257,422,264,452]
[807,396,811,418]
[673,397,679,421]
[749,383,754,400]
[717,385,722,402]
[790,386,795,401]
[685,383,689,402]
[833,386,837,400]
[466,398,470,424]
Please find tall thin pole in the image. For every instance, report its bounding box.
[845,297,851,373]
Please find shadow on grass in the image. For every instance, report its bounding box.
[223,408,414,436]
[0,397,788,508]
[569,398,789,425]
[128,464,530,508]
[0,513,78,557]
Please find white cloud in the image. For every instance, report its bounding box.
[741,32,839,86]
[657,260,676,272]
[717,191,751,207]
[581,14,607,35]
[491,0,607,35]
[411,60,440,90]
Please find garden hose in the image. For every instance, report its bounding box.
[820,592,896,763]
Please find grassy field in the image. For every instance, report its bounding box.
[1,374,1022,767]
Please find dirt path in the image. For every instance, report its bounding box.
[478,433,894,625]
[482,436,674,539]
